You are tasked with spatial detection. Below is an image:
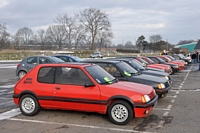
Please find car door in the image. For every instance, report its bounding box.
[54,67,101,112]
[26,57,38,71]
[36,66,57,108]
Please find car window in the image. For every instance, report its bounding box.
[85,65,116,84]
[37,67,55,83]
[59,57,72,62]
[116,62,139,76]
[150,57,159,64]
[96,63,121,77]
[55,67,93,85]
[27,57,37,65]
[39,57,52,64]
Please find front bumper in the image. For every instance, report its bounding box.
[134,95,158,117]
[155,85,172,95]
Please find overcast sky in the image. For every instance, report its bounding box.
[0,0,199,45]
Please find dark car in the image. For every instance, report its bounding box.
[16,56,64,79]
[81,60,172,98]
[148,56,180,73]
[13,62,157,125]
[89,52,103,58]
[107,58,172,82]
[53,55,84,62]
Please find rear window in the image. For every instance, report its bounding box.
[37,67,55,84]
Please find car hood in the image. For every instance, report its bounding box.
[141,69,169,77]
[127,73,168,84]
[103,81,153,95]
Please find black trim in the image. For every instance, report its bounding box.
[155,85,171,94]
[134,95,158,108]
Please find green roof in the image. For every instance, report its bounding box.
[176,42,197,52]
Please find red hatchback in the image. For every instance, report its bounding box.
[13,63,158,125]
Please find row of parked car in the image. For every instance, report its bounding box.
[14,53,189,125]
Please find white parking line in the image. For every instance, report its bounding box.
[8,118,154,133]
[0,108,21,120]
[0,84,15,88]
[163,112,169,117]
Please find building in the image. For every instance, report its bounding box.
[194,40,200,52]
[174,42,198,53]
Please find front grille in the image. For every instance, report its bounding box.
[164,81,170,88]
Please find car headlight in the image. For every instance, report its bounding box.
[163,76,169,80]
[141,95,151,103]
[172,65,179,68]
[158,83,165,89]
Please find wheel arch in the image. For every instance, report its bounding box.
[106,95,135,113]
[18,90,38,101]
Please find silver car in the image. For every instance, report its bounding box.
[16,56,64,79]
[89,52,104,58]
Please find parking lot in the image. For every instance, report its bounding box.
[0,62,200,133]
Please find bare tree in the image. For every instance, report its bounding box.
[15,27,33,49]
[0,23,11,50]
[73,24,87,49]
[149,34,162,52]
[55,13,78,49]
[37,29,47,50]
[96,27,113,51]
[124,41,134,48]
[46,25,67,50]
[79,7,111,50]
[149,34,162,43]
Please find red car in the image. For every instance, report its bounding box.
[13,63,158,125]
[136,56,172,74]
[158,56,185,70]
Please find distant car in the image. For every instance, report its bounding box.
[171,54,192,64]
[13,63,158,125]
[53,55,84,62]
[16,56,64,79]
[89,52,103,58]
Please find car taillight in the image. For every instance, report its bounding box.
[17,64,20,68]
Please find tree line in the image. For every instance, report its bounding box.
[0,7,195,52]
[0,7,113,51]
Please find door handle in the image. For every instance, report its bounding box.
[55,87,60,90]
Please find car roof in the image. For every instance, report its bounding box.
[35,62,96,68]
[82,59,121,64]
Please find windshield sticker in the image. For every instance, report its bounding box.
[104,77,112,84]
[124,71,131,76]
[142,62,146,66]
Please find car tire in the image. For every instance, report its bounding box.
[18,71,27,79]
[170,67,175,74]
[107,100,133,125]
[19,94,40,116]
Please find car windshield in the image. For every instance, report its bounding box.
[130,60,146,70]
[49,56,65,63]
[116,62,139,76]
[157,57,167,63]
[72,56,84,61]
[137,57,149,65]
[146,57,155,64]
[85,65,117,85]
